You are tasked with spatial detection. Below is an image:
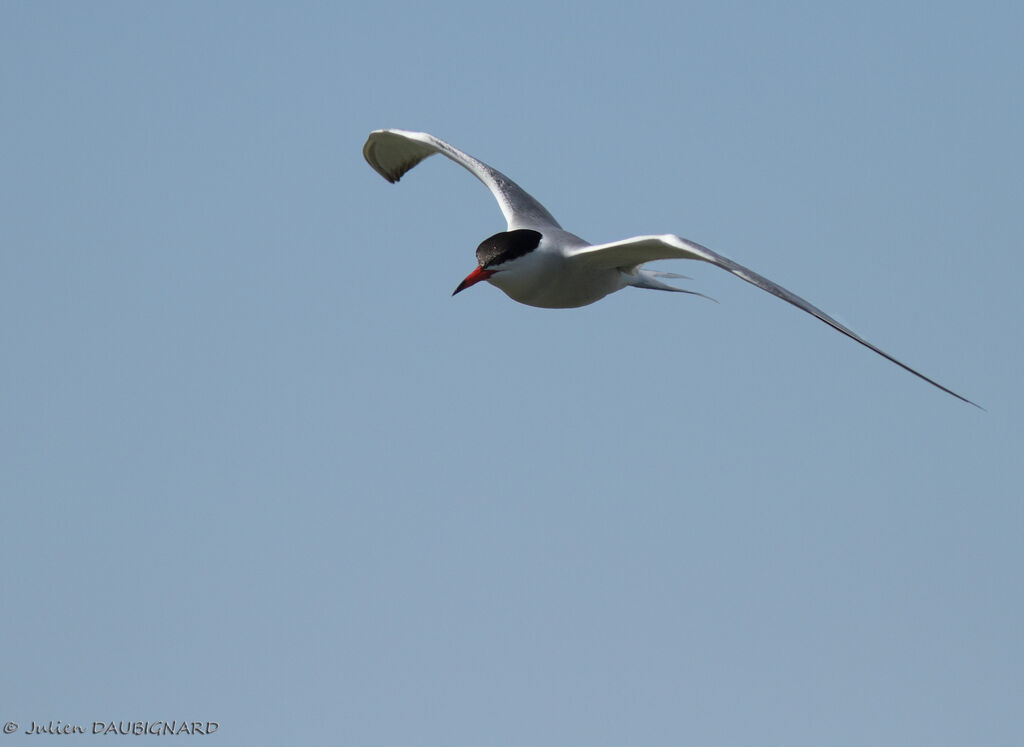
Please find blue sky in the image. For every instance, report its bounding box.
[2,1,1021,745]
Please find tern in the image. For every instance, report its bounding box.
[363,129,978,407]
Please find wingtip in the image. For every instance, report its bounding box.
[362,132,398,183]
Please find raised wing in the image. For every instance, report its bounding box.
[568,234,980,407]
[362,129,561,230]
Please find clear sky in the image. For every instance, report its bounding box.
[2,1,1021,745]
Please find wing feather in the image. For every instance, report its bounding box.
[362,129,561,230]
[569,235,980,408]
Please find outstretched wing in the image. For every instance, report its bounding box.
[568,234,980,408]
[362,129,561,230]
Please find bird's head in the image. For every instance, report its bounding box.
[452,229,542,296]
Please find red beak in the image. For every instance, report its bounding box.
[452,266,496,296]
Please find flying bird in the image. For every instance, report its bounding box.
[363,129,978,407]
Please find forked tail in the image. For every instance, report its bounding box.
[623,269,717,302]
